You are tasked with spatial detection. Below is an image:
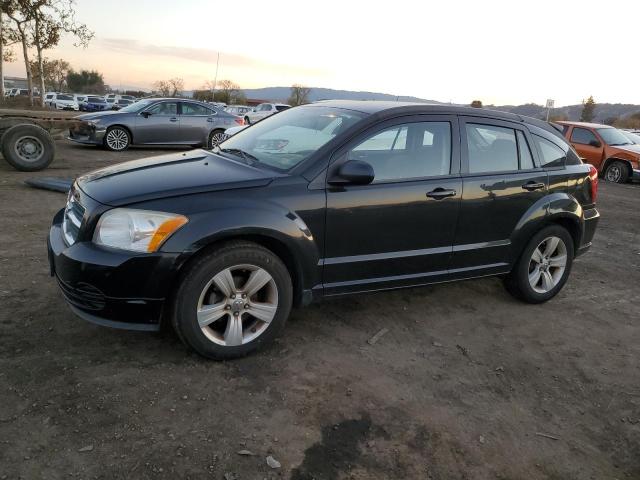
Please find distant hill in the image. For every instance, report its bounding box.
[490,103,640,123]
[242,86,442,104]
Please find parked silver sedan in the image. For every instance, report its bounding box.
[68,98,244,151]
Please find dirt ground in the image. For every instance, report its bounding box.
[0,140,639,480]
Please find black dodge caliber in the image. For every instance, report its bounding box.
[49,101,600,359]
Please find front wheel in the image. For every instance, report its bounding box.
[604,160,629,183]
[244,116,251,125]
[172,241,293,360]
[504,225,574,303]
[103,126,131,151]
[2,124,55,171]
[208,129,227,149]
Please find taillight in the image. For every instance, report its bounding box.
[588,164,598,203]
[234,117,244,126]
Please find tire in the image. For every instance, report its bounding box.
[1,124,55,171]
[103,126,131,151]
[172,241,293,360]
[244,116,251,125]
[208,129,227,149]
[603,160,629,183]
[504,225,574,304]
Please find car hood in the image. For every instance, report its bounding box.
[77,149,282,206]
[76,111,123,121]
[613,144,640,156]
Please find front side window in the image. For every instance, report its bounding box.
[348,121,451,182]
[57,94,73,101]
[466,124,518,173]
[533,135,566,168]
[570,127,598,145]
[182,103,212,116]
[148,102,178,115]
[218,106,367,171]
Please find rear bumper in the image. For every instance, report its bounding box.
[576,207,599,257]
[632,168,640,181]
[48,208,180,331]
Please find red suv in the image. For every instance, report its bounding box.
[557,121,640,183]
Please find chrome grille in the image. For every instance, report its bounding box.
[62,190,85,245]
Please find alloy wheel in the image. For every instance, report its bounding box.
[605,164,621,182]
[14,136,44,163]
[209,132,227,149]
[105,128,129,150]
[196,264,278,346]
[528,236,567,294]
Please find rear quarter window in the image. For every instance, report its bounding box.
[533,134,566,168]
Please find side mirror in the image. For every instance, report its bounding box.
[329,160,374,185]
[141,111,152,118]
[589,139,601,148]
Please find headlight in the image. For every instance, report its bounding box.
[93,208,188,253]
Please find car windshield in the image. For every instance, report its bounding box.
[218,106,367,171]
[57,94,72,100]
[597,128,633,146]
[620,130,640,144]
[88,97,103,102]
[118,99,153,113]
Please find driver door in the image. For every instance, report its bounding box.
[323,116,462,295]
[135,101,181,144]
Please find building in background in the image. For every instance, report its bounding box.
[4,76,29,90]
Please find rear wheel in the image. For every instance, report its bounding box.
[604,160,629,183]
[2,124,55,171]
[244,116,251,125]
[172,241,293,360]
[103,126,130,151]
[504,225,574,303]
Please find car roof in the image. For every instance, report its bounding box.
[556,120,612,129]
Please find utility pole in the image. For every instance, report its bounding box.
[545,98,555,121]
[212,51,220,100]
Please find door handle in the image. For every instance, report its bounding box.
[169,117,178,122]
[426,188,457,200]
[207,117,214,122]
[521,181,545,191]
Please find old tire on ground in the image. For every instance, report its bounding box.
[172,241,293,360]
[208,129,227,149]
[103,126,131,151]
[1,123,55,171]
[603,160,629,183]
[504,225,574,304]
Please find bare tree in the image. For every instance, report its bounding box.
[287,84,311,106]
[0,9,17,97]
[3,1,34,105]
[153,78,184,97]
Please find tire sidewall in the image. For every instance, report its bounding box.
[104,126,130,151]
[513,225,574,303]
[174,245,292,359]
[2,124,55,171]
[605,161,628,183]
[208,130,225,149]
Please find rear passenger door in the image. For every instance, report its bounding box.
[179,102,215,144]
[451,118,548,272]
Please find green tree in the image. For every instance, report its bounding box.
[287,84,311,106]
[470,100,483,108]
[580,96,596,122]
[66,69,105,93]
[29,57,69,91]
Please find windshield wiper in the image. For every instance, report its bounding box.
[218,147,260,165]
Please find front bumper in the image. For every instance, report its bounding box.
[68,123,106,145]
[632,168,640,182]
[48,208,181,331]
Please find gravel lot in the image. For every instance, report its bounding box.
[0,140,639,479]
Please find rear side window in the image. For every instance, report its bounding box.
[516,131,534,170]
[570,127,598,145]
[466,124,518,173]
[533,135,566,168]
[181,103,211,115]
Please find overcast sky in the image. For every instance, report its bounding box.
[5,0,639,106]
